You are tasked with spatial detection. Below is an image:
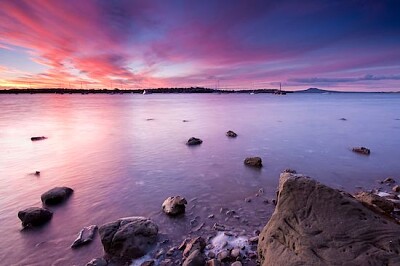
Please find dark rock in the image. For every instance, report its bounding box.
[393,185,400,193]
[34,171,40,175]
[187,137,203,146]
[179,238,190,250]
[339,118,347,121]
[352,146,370,155]
[140,261,154,266]
[31,136,47,141]
[183,237,206,257]
[248,236,258,244]
[244,157,262,168]
[282,169,296,174]
[226,130,238,138]
[71,225,98,248]
[86,258,107,266]
[257,172,400,266]
[99,217,158,259]
[41,186,73,205]
[141,261,154,266]
[18,207,52,228]
[231,262,242,266]
[162,196,187,216]
[355,191,395,214]
[183,120,189,122]
[183,249,205,266]
[159,259,173,266]
[382,177,396,184]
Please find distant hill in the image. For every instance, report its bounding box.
[295,88,337,93]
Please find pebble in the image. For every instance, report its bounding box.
[217,250,230,261]
[231,248,241,258]
[208,214,215,219]
[208,251,215,258]
[248,236,259,244]
[245,198,252,203]
[231,262,242,266]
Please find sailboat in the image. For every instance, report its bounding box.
[274,83,286,95]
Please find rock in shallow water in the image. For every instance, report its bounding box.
[226,130,238,138]
[99,217,158,259]
[18,207,52,228]
[71,225,98,248]
[41,186,73,205]
[162,196,187,216]
[31,136,47,141]
[258,172,400,266]
[352,146,370,155]
[186,137,203,146]
[244,157,262,168]
[86,257,107,266]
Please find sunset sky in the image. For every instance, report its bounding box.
[0,0,399,91]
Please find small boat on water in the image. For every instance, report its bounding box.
[143,90,147,95]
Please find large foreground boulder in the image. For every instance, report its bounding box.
[99,217,158,259]
[258,172,400,265]
[18,207,53,228]
[41,186,73,205]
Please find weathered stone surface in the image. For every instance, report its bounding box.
[86,257,107,266]
[352,146,370,155]
[99,217,158,259]
[71,225,98,248]
[183,237,206,257]
[162,196,187,216]
[41,186,73,205]
[226,130,238,138]
[244,157,262,168]
[182,249,205,266]
[18,207,52,228]
[355,191,395,214]
[187,137,203,146]
[258,172,400,266]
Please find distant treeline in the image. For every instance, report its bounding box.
[0,87,292,94]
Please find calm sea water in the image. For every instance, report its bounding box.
[0,93,399,265]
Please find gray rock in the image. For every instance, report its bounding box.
[226,130,238,138]
[99,217,158,259]
[258,172,400,266]
[71,225,98,248]
[183,237,206,257]
[41,186,73,205]
[86,258,107,266]
[182,249,205,266]
[18,207,52,228]
[244,157,262,168]
[355,191,395,214]
[352,146,370,155]
[162,196,187,216]
[187,137,203,146]
[231,262,242,266]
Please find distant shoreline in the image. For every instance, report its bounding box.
[0,87,398,94]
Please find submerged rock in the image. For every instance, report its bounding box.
[18,207,52,228]
[226,130,238,138]
[187,137,203,146]
[258,172,400,266]
[71,225,98,248]
[31,136,47,141]
[99,217,158,259]
[352,146,371,155]
[244,157,262,168]
[41,186,73,205]
[86,258,107,266]
[162,196,187,216]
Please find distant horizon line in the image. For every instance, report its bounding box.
[0,87,399,94]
